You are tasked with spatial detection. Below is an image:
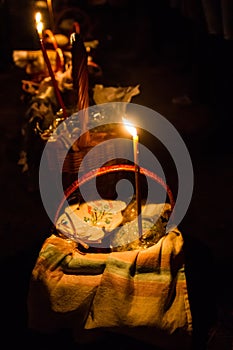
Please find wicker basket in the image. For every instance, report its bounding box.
[43,31,132,190]
[55,164,175,222]
[53,163,175,251]
[45,126,131,190]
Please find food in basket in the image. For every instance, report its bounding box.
[56,200,127,244]
[56,199,171,250]
[111,202,171,251]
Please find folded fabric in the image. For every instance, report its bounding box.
[28,226,192,349]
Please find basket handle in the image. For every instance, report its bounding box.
[54,164,175,223]
[43,29,65,72]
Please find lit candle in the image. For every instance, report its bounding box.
[123,119,143,237]
[35,12,67,119]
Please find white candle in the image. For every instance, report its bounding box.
[123,119,143,237]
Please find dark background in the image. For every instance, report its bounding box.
[0,1,232,349]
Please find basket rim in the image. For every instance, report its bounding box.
[54,164,175,224]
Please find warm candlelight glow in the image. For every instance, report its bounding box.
[37,22,43,37]
[123,118,137,138]
[35,12,42,23]
[35,12,43,38]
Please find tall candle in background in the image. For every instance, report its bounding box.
[35,12,67,119]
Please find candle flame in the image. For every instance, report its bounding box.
[37,22,43,36]
[35,12,43,37]
[35,12,42,23]
[123,117,137,137]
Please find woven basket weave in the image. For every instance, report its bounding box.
[43,31,131,190]
[45,127,131,190]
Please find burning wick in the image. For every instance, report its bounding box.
[123,118,143,237]
[35,12,67,119]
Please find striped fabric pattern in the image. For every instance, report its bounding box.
[28,229,192,348]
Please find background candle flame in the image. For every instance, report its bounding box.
[36,22,43,37]
[35,12,43,37]
[35,12,42,23]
